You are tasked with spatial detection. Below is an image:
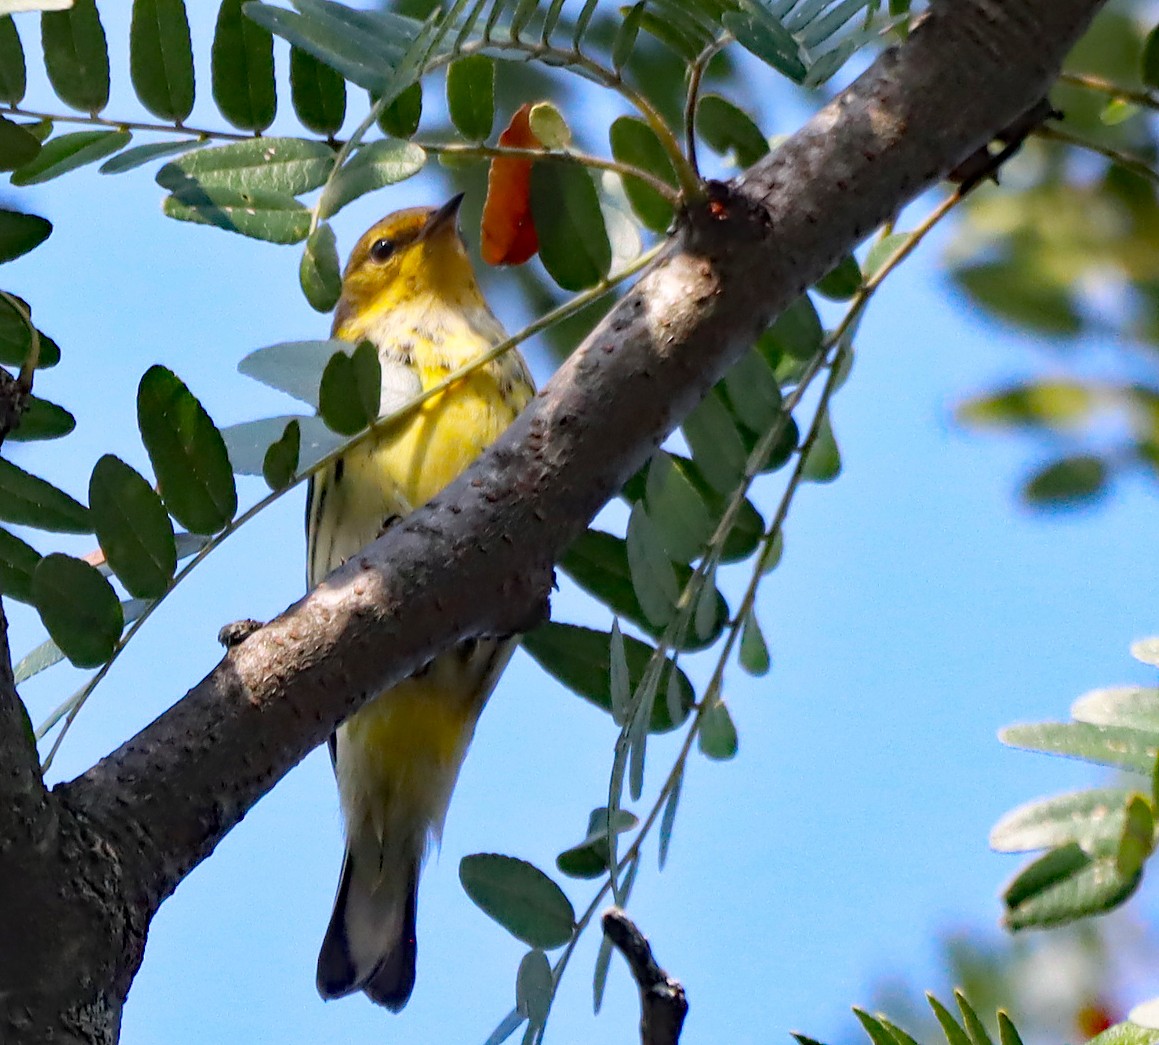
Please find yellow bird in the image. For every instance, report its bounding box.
[309,195,535,1010]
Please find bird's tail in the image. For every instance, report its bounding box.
[316,828,420,1012]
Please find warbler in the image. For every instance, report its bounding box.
[308,194,535,1010]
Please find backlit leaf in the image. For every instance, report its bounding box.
[739,608,770,675]
[41,0,109,112]
[262,418,301,491]
[609,115,676,232]
[130,0,195,122]
[31,553,122,668]
[137,365,237,534]
[378,80,421,138]
[89,454,176,599]
[482,102,539,266]
[212,0,276,131]
[447,55,494,141]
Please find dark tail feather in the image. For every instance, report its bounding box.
[361,871,417,1011]
[316,851,419,1012]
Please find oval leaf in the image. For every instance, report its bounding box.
[0,115,41,172]
[41,0,109,113]
[130,0,195,122]
[699,697,739,760]
[0,15,26,105]
[237,338,351,408]
[625,502,679,628]
[990,788,1133,855]
[697,94,768,168]
[99,137,204,175]
[378,80,421,139]
[212,0,276,131]
[262,418,300,491]
[319,139,426,219]
[289,44,346,136]
[1000,721,1159,775]
[739,608,770,676]
[0,457,89,533]
[163,184,311,244]
[481,102,539,267]
[137,364,237,534]
[521,622,694,733]
[0,524,39,604]
[609,115,676,233]
[89,454,177,599]
[31,553,122,668]
[318,341,381,435]
[0,208,50,262]
[447,55,495,141]
[300,223,341,313]
[157,137,335,196]
[7,394,74,442]
[459,853,575,949]
[12,129,130,186]
[516,949,552,1027]
[530,160,610,291]
[0,294,60,369]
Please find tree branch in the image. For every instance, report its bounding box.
[602,908,688,1045]
[4,0,1107,1038]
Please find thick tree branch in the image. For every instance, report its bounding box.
[4,0,1107,1038]
[602,908,688,1045]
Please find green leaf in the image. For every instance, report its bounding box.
[262,419,300,491]
[0,525,39,604]
[378,80,421,139]
[460,853,575,949]
[996,1013,1024,1045]
[300,223,341,313]
[696,94,768,168]
[802,411,841,483]
[990,787,1133,854]
[41,0,109,113]
[88,454,177,600]
[163,185,311,244]
[0,295,59,369]
[556,806,638,879]
[319,140,426,219]
[723,348,782,434]
[0,210,48,263]
[625,503,679,628]
[1023,455,1108,507]
[0,457,89,533]
[644,451,713,563]
[0,116,41,172]
[955,261,1082,336]
[682,388,748,493]
[724,5,807,82]
[956,381,1096,432]
[815,253,862,300]
[446,55,494,141]
[290,45,346,136]
[927,995,973,1045]
[609,115,676,233]
[559,528,726,651]
[1072,686,1159,732]
[1001,721,1159,775]
[955,992,994,1045]
[699,697,738,760]
[0,16,26,105]
[612,1,645,71]
[854,1009,904,1045]
[1117,794,1154,878]
[739,608,770,676]
[528,101,570,149]
[99,138,205,175]
[220,413,342,477]
[7,394,75,442]
[237,338,352,408]
[515,949,552,1028]
[658,762,681,868]
[863,232,911,278]
[318,341,381,435]
[212,0,276,132]
[157,137,335,196]
[1143,25,1159,89]
[765,294,823,361]
[592,931,614,1014]
[11,129,130,186]
[130,0,195,122]
[530,160,611,291]
[31,553,122,668]
[609,618,630,726]
[1091,1023,1159,1045]
[137,365,237,534]
[1002,842,1140,930]
[521,622,694,732]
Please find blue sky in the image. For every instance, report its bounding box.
[4,4,1159,1044]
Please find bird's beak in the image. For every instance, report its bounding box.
[422,193,465,240]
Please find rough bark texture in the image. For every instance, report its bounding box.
[0,0,1107,1040]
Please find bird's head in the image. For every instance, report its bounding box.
[333,194,483,335]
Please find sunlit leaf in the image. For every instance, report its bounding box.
[11,129,130,185]
[460,853,575,949]
[991,787,1132,854]
[157,137,335,196]
[447,55,495,141]
[99,137,204,174]
[319,139,426,218]
[482,102,539,267]
[1002,842,1140,930]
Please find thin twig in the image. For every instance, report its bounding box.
[1058,71,1159,112]
[4,104,246,142]
[1035,124,1159,184]
[601,908,688,1045]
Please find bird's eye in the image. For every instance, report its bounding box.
[369,238,395,263]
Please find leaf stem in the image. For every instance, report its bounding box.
[1035,124,1159,185]
[1058,72,1159,113]
[4,103,246,143]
